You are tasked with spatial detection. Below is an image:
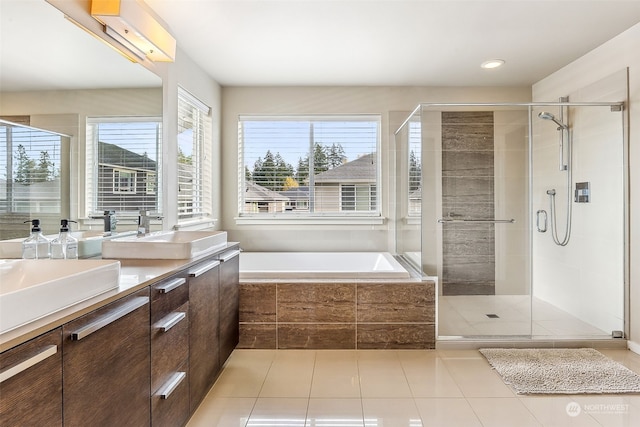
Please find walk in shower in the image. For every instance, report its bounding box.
[395,99,628,340]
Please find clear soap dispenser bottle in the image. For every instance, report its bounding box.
[22,219,50,259]
[51,219,78,259]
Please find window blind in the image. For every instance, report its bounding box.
[239,116,380,216]
[86,117,162,216]
[177,88,212,221]
[408,121,422,216]
[0,122,62,214]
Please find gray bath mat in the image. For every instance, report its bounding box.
[479,348,640,394]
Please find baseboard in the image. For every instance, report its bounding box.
[627,340,640,355]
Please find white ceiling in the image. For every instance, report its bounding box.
[2,1,640,91]
[146,0,640,87]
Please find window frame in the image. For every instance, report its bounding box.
[112,168,137,194]
[237,114,382,224]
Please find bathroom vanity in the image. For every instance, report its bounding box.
[0,243,240,427]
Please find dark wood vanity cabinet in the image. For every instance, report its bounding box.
[150,274,190,427]
[219,249,241,364]
[0,328,63,427]
[1,245,240,427]
[62,287,151,427]
[188,258,221,412]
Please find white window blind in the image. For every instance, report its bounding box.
[0,122,62,214]
[177,88,212,221]
[239,115,380,217]
[86,117,162,216]
[408,121,422,216]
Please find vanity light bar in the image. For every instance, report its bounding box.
[91,0,176,62]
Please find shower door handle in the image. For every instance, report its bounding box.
[536,210,548,233]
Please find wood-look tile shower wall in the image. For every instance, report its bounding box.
[441,112,496,295]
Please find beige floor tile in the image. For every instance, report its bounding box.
[361,398,423,427]
[519,396,601,426]
[210,355,273,398]
[247,398,308,427]
[397,352,463,398]
[259,350,316,397]
[305,398,364,427]
[571,396,640,427]
[467,397,542,427]
[414,398,482,427]
[186,397,255,427]
[442,358,515,397]
[311,353,361,398]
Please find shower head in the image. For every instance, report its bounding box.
[538,111,568,130]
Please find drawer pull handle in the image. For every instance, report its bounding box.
[189,260,220,277]
[219,249,241,262]
[158,371,186,399]
[0,345,58,383]
[156,312,186,332]
[157,277,186,294]
[70,297,149,341]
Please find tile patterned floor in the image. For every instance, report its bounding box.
[187,348,640,427]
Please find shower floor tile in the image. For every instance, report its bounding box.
[438,295,609,338]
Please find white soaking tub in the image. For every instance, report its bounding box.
[239,252,411,280]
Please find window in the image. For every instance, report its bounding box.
[408,121,422,216]
[341,184,376,211]
[239,115,380,217]
[0,121,63,214]
[86,117,162,216]
[177,88,212,221]
[113,169,136,193]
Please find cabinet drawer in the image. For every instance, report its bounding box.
[63,288,150,427]
[151,363,189,427]
[151,274,188,324]
[152,301,189,393]
[0,328,62,427]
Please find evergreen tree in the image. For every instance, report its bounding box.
[245,166,252,182]
[327,143,346,168]
[295,155,310,184]
[313,142,328,174]
[14,144,36,184]
[35,151,55,181]
[409,150,422,191]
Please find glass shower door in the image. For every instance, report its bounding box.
[432,107,532,337]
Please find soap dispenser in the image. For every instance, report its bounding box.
[22,219,50,259]
[51,219,78,259]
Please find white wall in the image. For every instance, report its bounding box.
[221,86,530,252]
[533,23,640,340]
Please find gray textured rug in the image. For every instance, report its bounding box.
[480,348,640,394]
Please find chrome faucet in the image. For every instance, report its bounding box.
[91,210,117,235]
[138,210,163,236]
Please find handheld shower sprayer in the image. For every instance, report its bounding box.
[538,111,568,130]
[538,100,572,246]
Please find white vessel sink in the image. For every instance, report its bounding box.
[0,259,121,334]
[0,231,137,259]
[101,230,227,259]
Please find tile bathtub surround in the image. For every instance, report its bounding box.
[238,281,436,349]
[187,348,640,427]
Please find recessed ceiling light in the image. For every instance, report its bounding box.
[481,59,505,69]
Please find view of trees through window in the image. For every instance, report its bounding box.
[240,117,380,215]
[1,123,62,215]
[246,142,347,192]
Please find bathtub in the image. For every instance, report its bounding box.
[239,252,411,280]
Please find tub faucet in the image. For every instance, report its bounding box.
[138,210,163,236]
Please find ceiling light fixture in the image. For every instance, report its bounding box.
[481,59,505,69]
[91,0,176,62]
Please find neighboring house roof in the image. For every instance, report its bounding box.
[98,141,156,172]
[279,186,309,201]
[313,153,375,184]
[245,181,290,202]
